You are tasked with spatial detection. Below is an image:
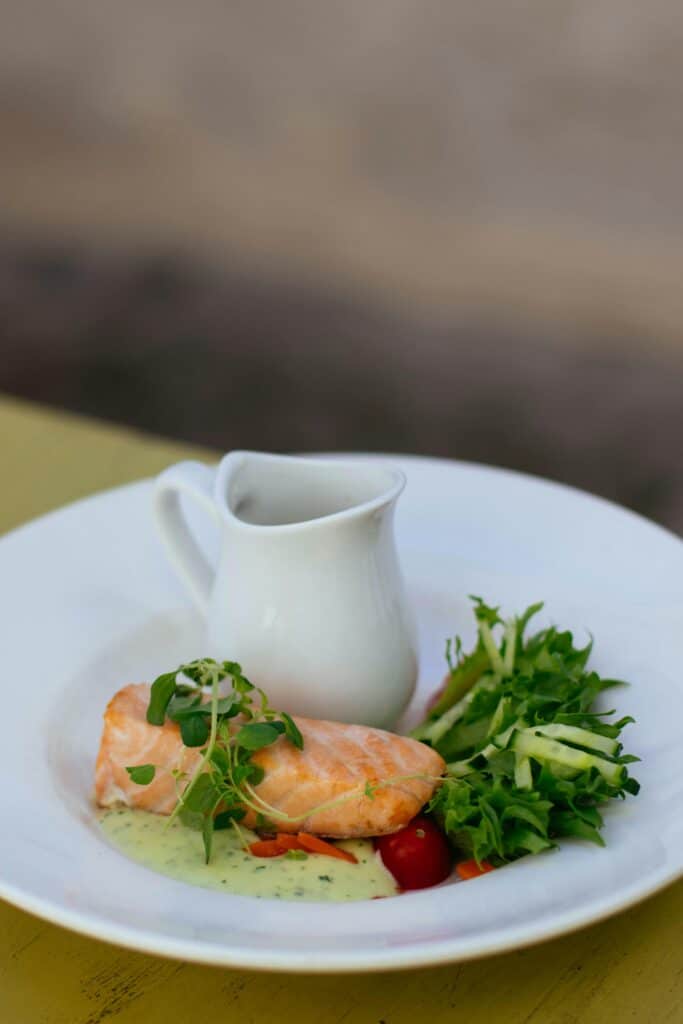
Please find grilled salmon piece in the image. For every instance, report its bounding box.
[95,683,445,837]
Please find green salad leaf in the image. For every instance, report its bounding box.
[415,598,640,864]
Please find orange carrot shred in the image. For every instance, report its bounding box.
[249,839,286,858]
[274,834,307,852]
[250,833,359,863]
[297,832,358,864]
[456,858,494,880]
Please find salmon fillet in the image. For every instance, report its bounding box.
[95,683,445,837]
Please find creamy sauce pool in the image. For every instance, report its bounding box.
[99,809,398,901]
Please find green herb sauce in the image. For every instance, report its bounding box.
[99,809,398,902]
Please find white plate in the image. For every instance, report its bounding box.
[1,455,682,972]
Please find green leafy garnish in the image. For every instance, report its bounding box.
[235,721,284,750]
[146,672,178,725]
[125,764,156,785]
[179,714,210,748]
[135,658,306,863]
[415,598,639,865]
[280,711,304,751]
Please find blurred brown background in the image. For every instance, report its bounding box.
[1,1,682,530]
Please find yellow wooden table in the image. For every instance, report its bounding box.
[0,394,680,1024]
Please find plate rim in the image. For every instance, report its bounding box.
[0,857,679,973]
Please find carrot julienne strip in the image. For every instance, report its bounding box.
[249,839,286,858]
[274,834,307,852]
[297,832,358,864]
[456,858,494,880]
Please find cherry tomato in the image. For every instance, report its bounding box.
[375,815,452,890]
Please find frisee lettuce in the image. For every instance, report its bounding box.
[416,598,639,864]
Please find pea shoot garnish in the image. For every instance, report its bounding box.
[127,658,303,863]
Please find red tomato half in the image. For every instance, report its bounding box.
[375,815,452,890]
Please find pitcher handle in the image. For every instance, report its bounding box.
[153,460,220,614]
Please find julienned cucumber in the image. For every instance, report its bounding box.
[526,723,620,757]
[514,755,533,790]
[412,675,497,744]
[512,730,625,787]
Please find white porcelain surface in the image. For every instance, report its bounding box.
[154,451,417,727]
[0,455,682,972]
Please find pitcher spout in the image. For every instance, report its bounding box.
[217,451,405,530]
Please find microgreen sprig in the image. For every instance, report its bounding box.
[128,658,303,863]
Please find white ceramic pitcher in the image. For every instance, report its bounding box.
[153,451,418,728]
